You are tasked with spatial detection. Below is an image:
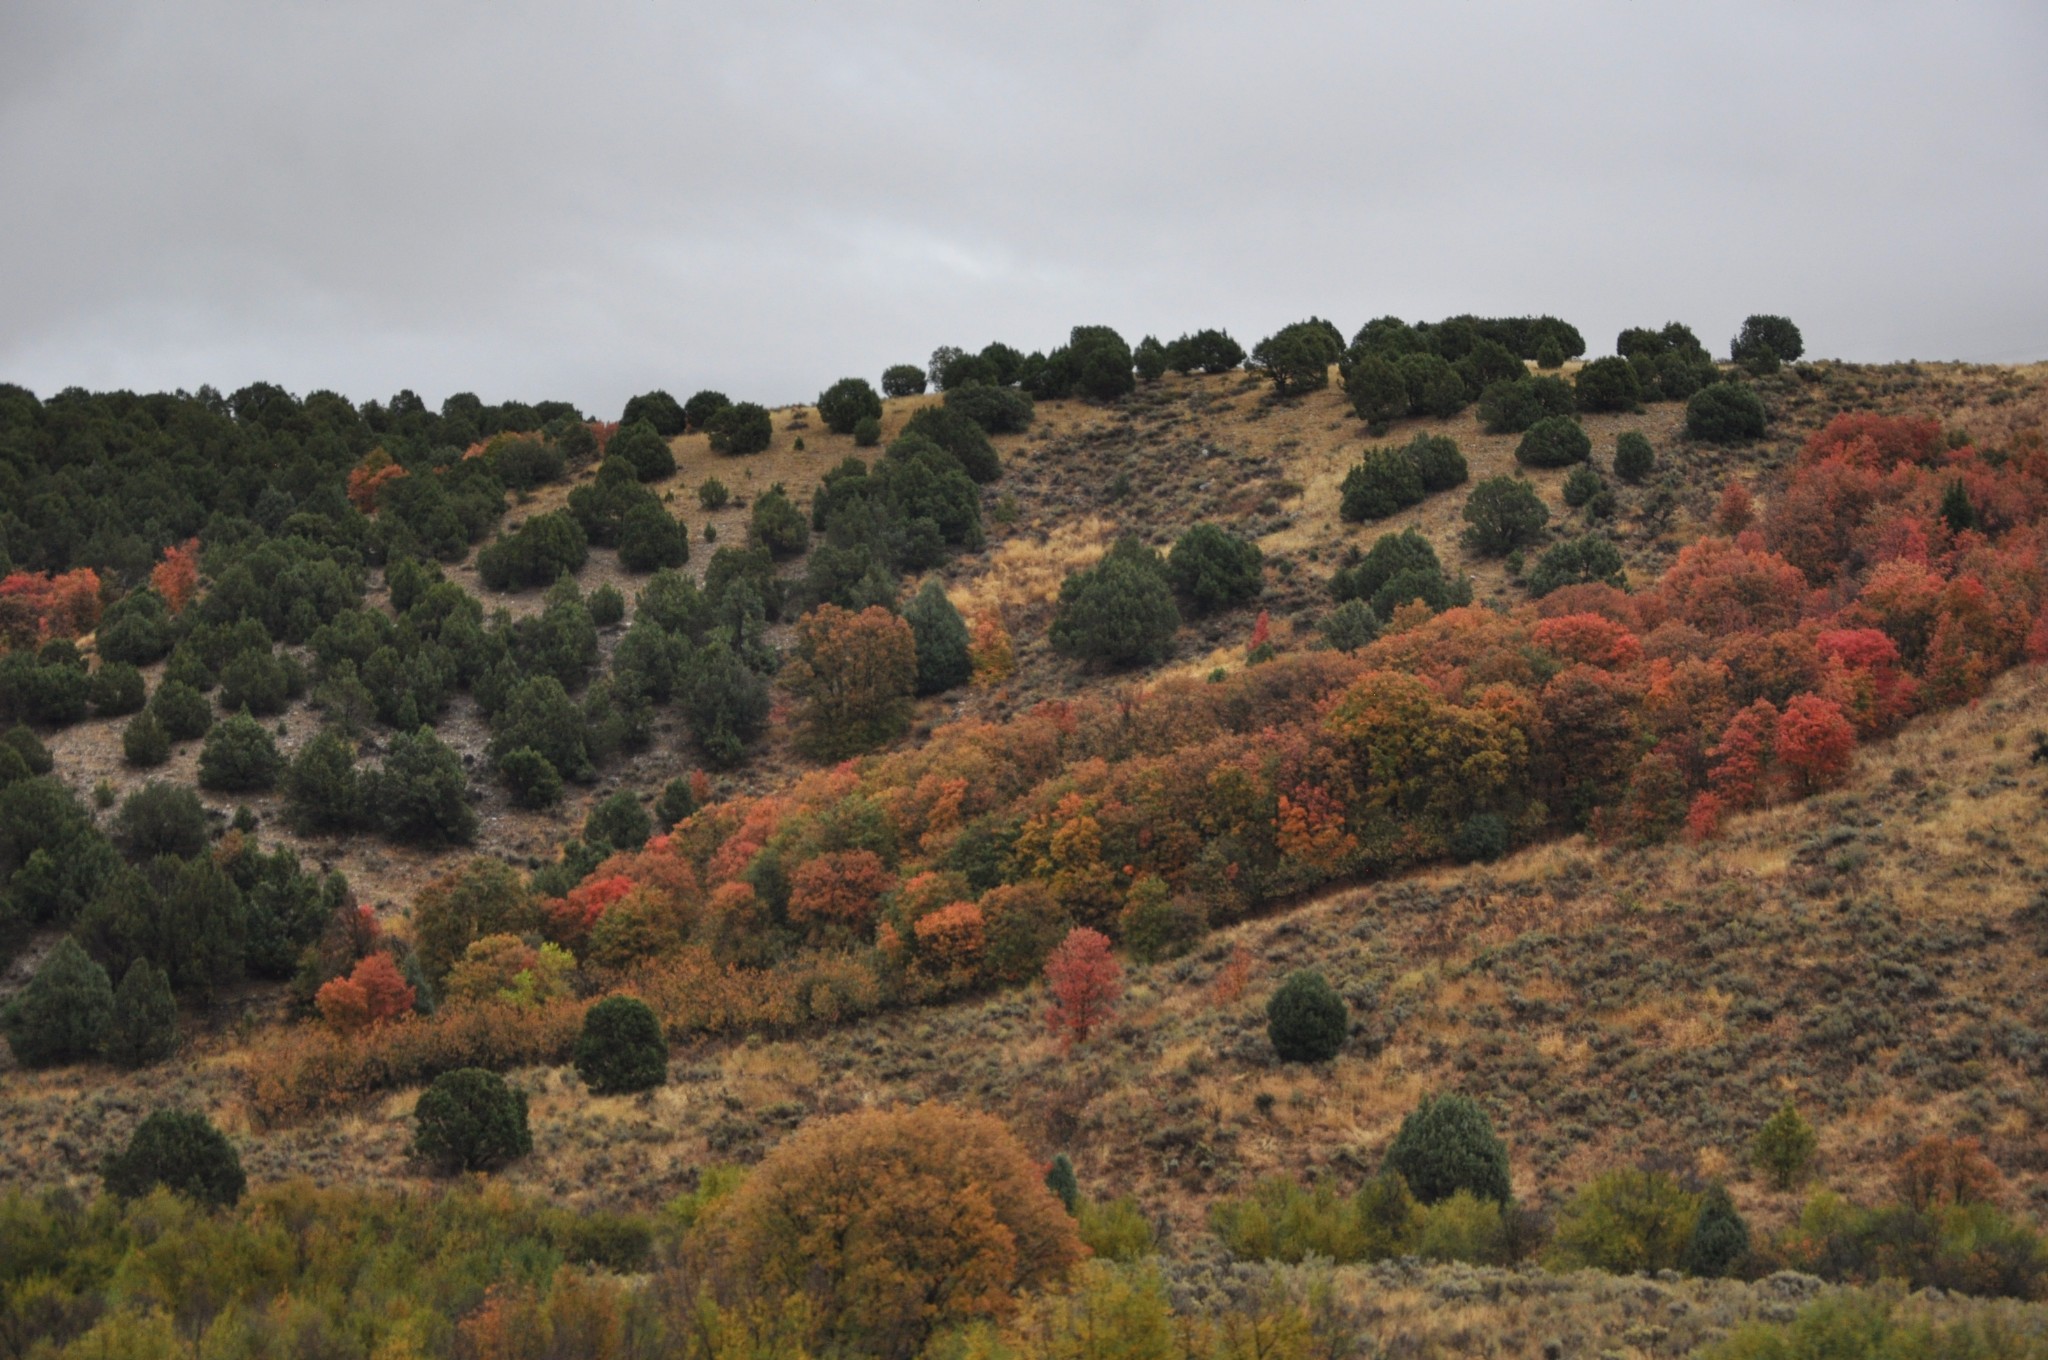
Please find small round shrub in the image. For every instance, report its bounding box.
[103,1109,245,1206]
[89,662,147,717]
[413,1068,532,1173]
[149,679,213,742]
[682,389,732,431]
[617,502,688,572]
[198,710,282,793]
[584,790,651,852]
[1345,356,1407,426]
[1526,534,1626,597]
[1340,446,1425,522]
[1561,463,1605,509]
[1573,357,1642,413]
[1266,970,1348,1063]
[587,583,626,627]
[817,377,883,435]
[1166,524,1264,615]
[1320,600,1381,653]
[1686,382,1768,443]
[1450,813,1509,864]
[697,477,730,510]
[1,937,113,1067]
[1407,434,1468,492]
[1614,431,1655,483]
[574,995,669,1094]
[1383,1094,1512,1205]
[1461,477,1549,557]
[122,710,172,767]
[1514,417,1591,469]
[609,420,676,482]
[1535,337,1564,369]
[498,747,562,809]
[881,364,928,398]
[852,416,881,447]
[708,402,773,455]
[113,781,209,862]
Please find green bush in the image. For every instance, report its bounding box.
[1046,1152,1080,1213]
[109,958,179,1068]
[1077,1198,1156,1261]
[1166,329,1246,374]
[1345,355,1407,426]
[1407,434,1468,492]
[1572,356,1642,413]
[1416,1190,1509,1266]
[1476,377,1575,434]
[1549,1167,1698,1273]
[749,484,810,559]
[1329,530,1470,614]
[617,501,688,572]
[655,774,699,830]
[1132,335,1169,383]
[1752,1100,1817,1190]
[1562,463,1605,508]
[1682,1183,1750,1278]
[1450,813,1509,864]
[148,679,213,742]
[1526,534,1625,597]
[944,384,1034,435]
[1687,382,1768,443]
[708,402,773,455]
[1461,477,1549,556]
[1514,416,1591,469]
[697,477,730,510]
[902,406,1001,483]
[880,364,928,398]
[89,662,147,717]
[1050,539,1181,669]
[904,579,972,695]
[1730,314,1803,366]
[621,389,686,436]
[1340,445,1425,522]
[574,995,669,1094]
[4,724,53,775]
[414,1068,531,1173]
[584,790,651,853]
[113,781,209,862]
[818,378,883,435]
[1063,326,1137,402]
[373,728,477,847]
[852,415,881,447]
[1266,970,1348,1063]
[476,510,588,590]
[682,389,731,431]
[121,710,172,768]
[608,420,676,482]
[1383,1094,1512,1205]
[1320,600,1381,653]
[95,590,176,666]
[198,710,282,793]
[1534,337,1563,369]
[217,648,296,716]
[1254,319,1343,397]
[1166,524,1264,615]
[1,937,113,1067]
[1614,431,1655,483]
[498,747,562,809]
[103,1109,245,1206]
[283,728,369,834]
[1395,352,1468,418]
[680,640,771,768]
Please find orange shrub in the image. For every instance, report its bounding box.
[150,538,201,614]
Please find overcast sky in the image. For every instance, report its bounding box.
[3,1,2043,417]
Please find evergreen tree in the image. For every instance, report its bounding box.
[1166,524,1265,615]
[903,579,972,695]
[103,1109,245,1207]
[374,729,477,847]
[284,727,371,834]
[1,937,113,1067]
[1266,970,1348,1063]
[413,1068,532,1173]
[1681,1183,1750,1277]
[1614,431,1656,483]
[112,782,209,862]
[108,958,179,1068]
[1045,1152,1081,1214]
[1050,539,1180,669]
[574,995,670,1094]
[1752,1100,1817,1190]
[1383,1094,1513,1205]
[197,710,282,793]
[584,790,652,852]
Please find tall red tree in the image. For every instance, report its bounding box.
[1043,926,1122,1050]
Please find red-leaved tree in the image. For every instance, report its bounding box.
[1044,927,1122,1051]
[1776,694,1856,795]
[150,538,201,614]
[315,952,416,1033]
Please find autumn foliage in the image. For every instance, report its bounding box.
[149,538,201,614]
[314,952,417,1033]
[345,447,406,512]
[0,567,101,648]
[1044,926,1123,1049]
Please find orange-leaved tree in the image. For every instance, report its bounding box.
[784,604,918,760]
[1044,926,1122,1050]
[150,538,201,614]
[711,1102,1083,1358]
[1893,1135,2003,1213]
[314,952,416,1033]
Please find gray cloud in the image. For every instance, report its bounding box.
[2,0,2043,416]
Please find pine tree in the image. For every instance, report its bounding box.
[1752,1100,1817,1190]
[108,958,179,1068]
[1383,1094,1513,1205]
[1266,970,1348,1063]
[1681,1183,1750,1277]
[1045,1152,1081,1214]
[1,937,113,1067]
[904,579,972,696]
[103,1109,245,1206]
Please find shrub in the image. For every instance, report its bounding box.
[852,415,881,447]
[1050,539,1180,669]
[108,958,179,1068]
[682,389,731,431]
[621,389,686,436]
[574,995,669,1094]
[1,937,113,1067]
[284,728,369,833]
[1614,430,1655,482]
[1407,433,1468,492]
[499,747,562,809]
[1450,812,1509,863]
[1526,534,1625,597]
[904,579,972,695]
[1396,352,1468,418]
[881,363,928,397]
[148,679,213,742]
[1340,445,1425,522]
[1682,1183,1750,1277]
[1731,314,1803,365]
[902,405,1001,483]
[1266,970,1347,1062]
[1345,356,1407,425]
[708,401,773,455]
[1077,1197,1156,1261]
[749,484,810,559]
[1383,1094,1512,1205]
[374,728,476,847]
[413,1068,532,1173]
[1321,600,1381,653]
[1477,376,1575,434]
[1535,337,1563,368]
[1687,382,1768,442]
[1063,325,1137,401]
[1046,1153,1081,1213]
[1562,463,1605,508]
[1167,328,1246,374]
[490,675,592,783]
[217,648,295,716]
[617,501,687,572]
[1753,1100,1818,1190]
[697,476,730,510]
[103,1109,245,1206]
[786,605,918,759]
[608,420,676,482]
[114,712,168,774]
[89,662,146,716]
[198,710,282,793]
[476,510,588,590]
[817,377,883,434]
[412,858,539,982]
[944,384,1034,434]
[1255,320,1343,397]
[1549,1168,1699,1273]
[655,774,700,830]
[1573,356,1643,412]
[1515,416,1591,469]
[1133,335,1169,383]
[1045,927,1122,1049]
[717,1104,1082,1355]
[1166,524,1264,615]
[113,781,209,862]
[1461,477,1549,556]
[584,790,651,853]
[681,640,771,767]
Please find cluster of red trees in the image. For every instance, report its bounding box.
[0,567,102,648]
[495,414,2041,998]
